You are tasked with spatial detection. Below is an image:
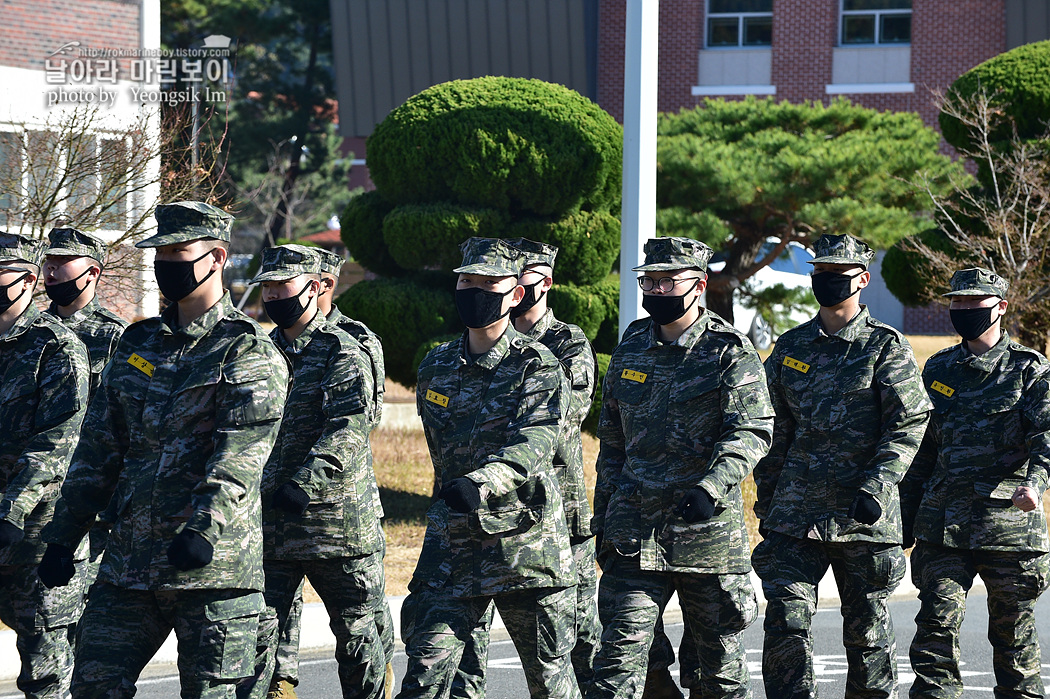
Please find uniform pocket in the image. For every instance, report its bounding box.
[197,593,264,680]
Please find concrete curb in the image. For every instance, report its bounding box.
[0,555,970,681]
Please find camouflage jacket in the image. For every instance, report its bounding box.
[44,292,288,591]
[48,296,128,402]
[754,307,931,544]
[264,310,382,559]
[414,326,575,597]
[328,307,385,429]
[522,309,597,540]
[900,334,1050,552]
[0,304,89,565]
[593,311,774,575]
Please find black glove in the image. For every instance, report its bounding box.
[167,530,214,571]
[0,520,24,549]
[675,488,716,524]
[438,478,482,513]
[849,492,882,525]
[38,544,76,588]
[273,482,311,516]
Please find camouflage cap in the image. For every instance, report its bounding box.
[507,237,558,271]
[135,201,234,248]
[316,248,344,276]
[452,237,524,277]
[0,232,43,271]
[943,267,1010,298]
[250,244,322,283]
[632,236,713,273]
[808,234,876,268]
[46,227,107,264]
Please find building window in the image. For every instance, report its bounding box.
[841,0,911,45]
[707,0,773,48]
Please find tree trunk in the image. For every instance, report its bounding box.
[705,278,736,322]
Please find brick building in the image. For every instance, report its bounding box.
[0,0,163,320]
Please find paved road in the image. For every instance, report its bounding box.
[28,590,1044,698]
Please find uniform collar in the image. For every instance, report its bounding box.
[274,309,325,355]
[459,324,516,370]
[955,331,1011,373]
[326,306,344,325]
[811,305,870,343]
[521,308,556,340]
[638,310,712,350]
[159,290,234,341]
[48,295,100,327]
[0,302,39,342]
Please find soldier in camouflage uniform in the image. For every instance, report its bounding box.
[264,246,395,699]
[591,237,771,699]
[0,233,90,699]
[899,267,1050,699]
[449,238,600,699]
[398,237,578,699]
[39,202,289,698]
[753,233,931,699]
[43,227,129,613]
[239,244,387,699]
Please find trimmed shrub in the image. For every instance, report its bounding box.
[341,191,404,277]
[509,211,620,287]
[384,204,507,272]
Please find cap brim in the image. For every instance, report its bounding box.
[632,262,705,272]
[942,289,1003,298]
[249,270,301,284]
[809,256,868,267]
[453,263,518,276]
[0,259,37,271]
[135,230,222,248]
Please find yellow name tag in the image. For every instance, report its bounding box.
[425,389,450,408]
[127,353,154,377]
[930,380,955,398]
[783,356,810,374]
[621,369,647,383]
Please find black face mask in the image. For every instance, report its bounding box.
[509,280,545,320]
[154,250,217,303]
[45,268,91,307]
[950,306,997,341]
[642,279,699,325]
[0,272,29,315]
[264,283,313,329]
[456,287,512,329]
[811,271,860,308]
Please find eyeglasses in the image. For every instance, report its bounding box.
[637,276,701,293]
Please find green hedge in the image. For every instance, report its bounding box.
[367,77,623,217]
[340,191,404,277]
[941,41,1050,153]
[384,204,507,271]
[509,211,620,287]
[547,274,619,345]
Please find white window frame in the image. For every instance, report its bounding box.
[706,0,774,49]
[839,0,912,46]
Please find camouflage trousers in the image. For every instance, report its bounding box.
[751,532,905,699]
[271,572,396,686]
[397,582,580,699]
[240,552,387,699]
[0,558,87,699]
[72,582,264,699]
[647,614,699,689]
[591,553,757,699]
[449,536,602,699]
[909,542,1050,699]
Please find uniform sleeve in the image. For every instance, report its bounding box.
[562,331,598,427]
[1,338,89,529]
[592,364,625,534]
[859,338,932,505]
[698,341,774,503]
[1022,368,1050,494]
[184,336,289,545]
[466,353,563,499]
[752,349,794,522]
[44,359,131,548]
[290,344,373,499]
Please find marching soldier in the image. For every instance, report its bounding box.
[0,233,90,699]
[591,236,771,699]
[901,267,1050,698]
[39,202,289,697]
[753,233,931,698]
[398,237,578,699]
[242,244,387,699]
